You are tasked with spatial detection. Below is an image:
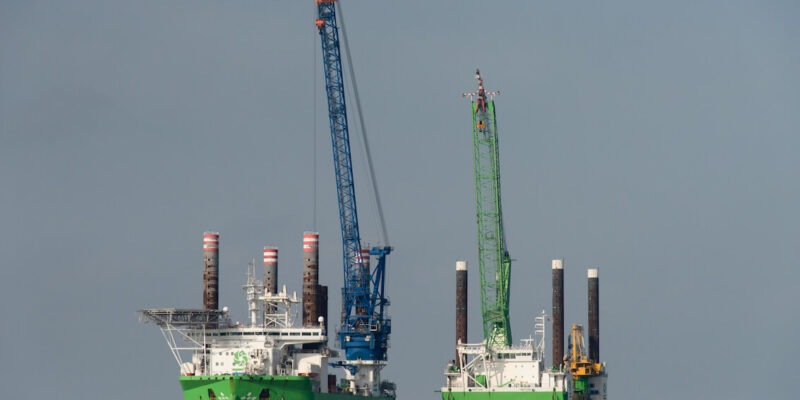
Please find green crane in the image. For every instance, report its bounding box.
[464,69,512,349]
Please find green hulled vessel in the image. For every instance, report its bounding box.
[442,72,608,400]
[139,235,395,400]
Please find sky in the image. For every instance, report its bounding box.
[1,1,799,399]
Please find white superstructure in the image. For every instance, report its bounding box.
[443,312,570,395]
[140,270,334,393]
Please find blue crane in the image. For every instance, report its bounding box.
[314,0,391,373]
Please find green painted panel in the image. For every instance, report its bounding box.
[179,376,393,400]
[315,393,393,400]
[180,375,313,400]
[441,389,568,400]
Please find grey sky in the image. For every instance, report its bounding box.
[1,1,798,399]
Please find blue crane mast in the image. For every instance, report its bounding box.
[314,0,391,375]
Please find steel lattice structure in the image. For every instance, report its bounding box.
[464,70,511,349]
[315,0,391,364]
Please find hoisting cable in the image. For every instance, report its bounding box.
[336,0,390,246]
[312,2,319,231]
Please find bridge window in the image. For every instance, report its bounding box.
[208,389,216,400]
[259,389,270,400]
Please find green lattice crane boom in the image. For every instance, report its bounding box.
[464,69,512,349]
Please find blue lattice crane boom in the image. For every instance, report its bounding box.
[314,1,391,393]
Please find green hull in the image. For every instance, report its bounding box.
[316,393,392,400]
[180,375,391,400]
[441,389,567,400]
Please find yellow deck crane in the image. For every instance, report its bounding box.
[567,324,606,399]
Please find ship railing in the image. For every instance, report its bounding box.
[139,308,231,327]
[457,342,488,354]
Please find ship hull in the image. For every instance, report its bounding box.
[441,390,568,400]
[316,394,392,400]
[180,375,392,400]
